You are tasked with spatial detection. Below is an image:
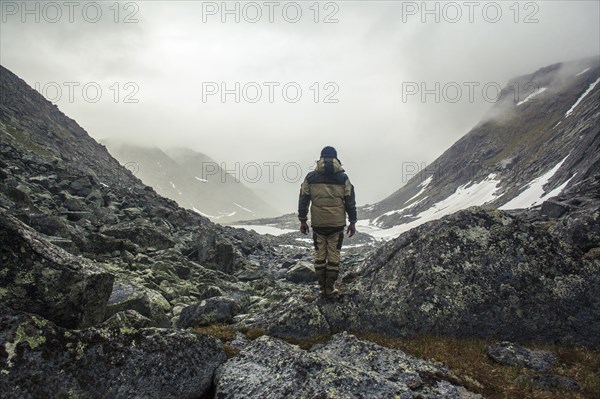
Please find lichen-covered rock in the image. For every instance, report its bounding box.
[215,332,482,399]
[253,208,600,347]
[105,281,171,327]
[177,296,240,328]
[0,210,114,329]
[337,207,600,346]
[486,341,556,372]
[0,312,227,399]
[285,260,316,283]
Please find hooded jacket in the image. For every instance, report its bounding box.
[298,157,357,228]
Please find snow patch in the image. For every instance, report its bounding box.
[234,202,254,214]
[499,155,570,210]
[565,77,600,117]
[575,67,590,77]
[365,173,501,240]
[517,87,547,106]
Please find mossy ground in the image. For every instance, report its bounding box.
[355,333,600,399]
[195,324,600,399]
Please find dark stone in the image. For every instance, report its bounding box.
[0,210,114,329]
[285,261,316,283]
[177,296,240,328]
[0,312,226,399]
[486,341,556,372]
[69,176,93,197]
[516,374,581,392]
[105,282,171,327]
[540,200,571,218]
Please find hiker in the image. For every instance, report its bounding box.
[298,146,357,298]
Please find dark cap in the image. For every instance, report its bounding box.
[320,146,337,158]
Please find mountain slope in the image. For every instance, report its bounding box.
[103,141,279,223]
[363,56,599,235]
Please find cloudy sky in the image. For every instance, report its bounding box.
[1,0,599,212]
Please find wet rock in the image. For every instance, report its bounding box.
[177,296,240,328]
[215,332,482,399]
[0,210,113,329]
[486,341,556,372]
[0,312,226,399]
[285,260,316,283]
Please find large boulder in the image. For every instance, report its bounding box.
[339,207,600,346]
[0,312,226,399]
[0,211,114,329]
[215,332,481,399]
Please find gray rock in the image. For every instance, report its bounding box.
[486,341,556,372]
[105,282,171,327]
[177,296,240,328]
[516,374,581,391]
[215,332,482,399]
[337,208,600,346]
[0,312,226,399]
[285,260,316,283]
[0,210,114,329]
[101,309,153,330]
[69,176,93,196]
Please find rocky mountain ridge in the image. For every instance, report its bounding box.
[362,56,599,235]
[103,140,280,223]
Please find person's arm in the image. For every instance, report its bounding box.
[344,178,357,237]
[298,177,311,234]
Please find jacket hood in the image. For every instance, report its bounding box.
[316,157,344,174]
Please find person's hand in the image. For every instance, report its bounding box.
[347,222,356,237]
[300,221,310,235]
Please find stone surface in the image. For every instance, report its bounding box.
[177,296,240,328]
[285,260,316,283]
[215,332,482,399]
[0,210,114,329]
[486,341,556,372]
[515,374,581,392]
[0,312,227,399]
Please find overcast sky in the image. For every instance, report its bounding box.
[1,1,599,212]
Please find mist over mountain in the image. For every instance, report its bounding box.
[355,56,600,238]
[103,140,281,223]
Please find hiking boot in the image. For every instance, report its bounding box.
[325,269,339,298]
[315,268,327,298]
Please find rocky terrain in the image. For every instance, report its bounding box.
[1,58,599,399]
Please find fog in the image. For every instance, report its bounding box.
[1,0,598,213]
